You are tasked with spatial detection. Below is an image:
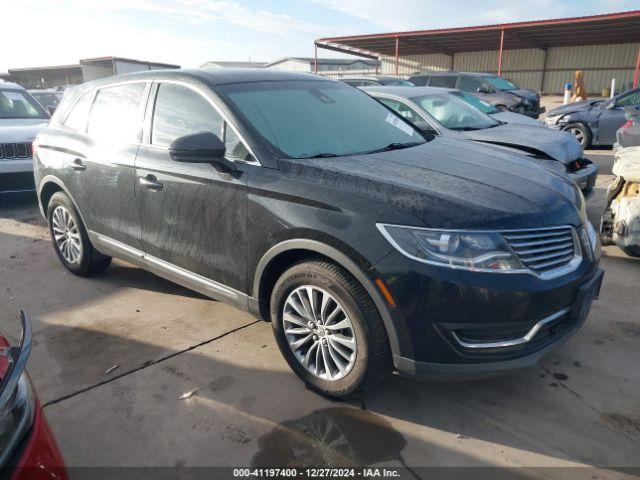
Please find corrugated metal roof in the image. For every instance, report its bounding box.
[317,10,640,56]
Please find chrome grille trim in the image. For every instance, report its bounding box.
[502,226,581,278]
[0,142,31,159]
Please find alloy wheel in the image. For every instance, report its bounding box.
[52,206,82,264]
[282,286,357,381]
[567,127,585,146]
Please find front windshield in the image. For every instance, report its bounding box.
[219,80,425,159]
[452,91,499,114]
[484,76,518,91]
[0,89,48,119]
[410,93,500,130]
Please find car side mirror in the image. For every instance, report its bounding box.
[477,86,491,94]
[169,131,237,173]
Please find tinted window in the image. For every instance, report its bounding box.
[87,83,145,142]
[428,76,457,88]
[64,92,94,132]
[617,91,640,107]
[409,76,428,86]
[342,80,362,87]
[383,79,415,86]
[219,80,424,159]
[411,93,499,130]
[0,89,47,119]
[152,83,223,147]
[459,76,483,93]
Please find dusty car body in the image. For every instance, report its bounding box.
[545,87,640,148]
[601,146,640,257]
[363,85,598,194]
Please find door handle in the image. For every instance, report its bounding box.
[71,158,86,171]
[139,175,163,191]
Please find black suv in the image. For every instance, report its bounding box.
[408,71,544,118]
[33,69,602,398]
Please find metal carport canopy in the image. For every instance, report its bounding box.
[314,10,640,83]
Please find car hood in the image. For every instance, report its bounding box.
[613,146,640,182]
[464,123,582,163]
[508,88,539,100]
[279,136,582,230]
[547,99,603,116]
[0,119,48,142]
[490,111,541,126]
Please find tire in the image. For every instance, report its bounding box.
[563,123,591,149]
[495,105,508,112]
[621,245,640,258]
[270,260,392,398]
[47,192,112,276]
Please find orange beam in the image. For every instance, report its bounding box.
[497,28,505,76]
[395,36,399,75]
[634,47,640,88]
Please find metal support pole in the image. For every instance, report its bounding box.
[395,37,399,76]
[634,47,640,88]
[314,44,318,74]
[497,28,505,76]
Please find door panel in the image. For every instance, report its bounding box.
[597,108,626,144]
[134,147,248,292]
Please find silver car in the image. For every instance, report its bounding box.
[363,85,598,194]
[0,82,49,193]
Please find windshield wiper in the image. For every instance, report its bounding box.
[450,126,482,131]
[300,152,340,158]
[365,142,421,154]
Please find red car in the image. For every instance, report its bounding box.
[0,312,67,480]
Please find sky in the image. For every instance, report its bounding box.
[3,0,638,72]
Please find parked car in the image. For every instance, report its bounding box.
[407,71,544,118]
[340,76,414,87]
[615,106,640,150]
[363,86,598,194]
[34,69,602,398]
[0,311,67,480]
[601,146,640,257]
[28,89,64,115]
[0,82,49,193]
[545,87,640,148]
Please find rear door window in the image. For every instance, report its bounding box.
[409,76,428,86]
[151,83,223,147]
[428,76,457,88]
[87,83,146,143]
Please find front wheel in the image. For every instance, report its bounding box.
[270,260,392,398]
[563,123,592,149]
[47,192,112,276]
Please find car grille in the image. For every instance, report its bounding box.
[0,143,31,160]
[502,227,578,274]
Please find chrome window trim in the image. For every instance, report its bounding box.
[376,223,583,279]
[450,307,571,349]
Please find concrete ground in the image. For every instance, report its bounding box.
[1,148,639,476]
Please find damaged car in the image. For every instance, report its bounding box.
[601,146,640,257]
[364,85,598,194]
[545,87,640,148]
[35,69,602,398]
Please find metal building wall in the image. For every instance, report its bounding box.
[380,42,639,94]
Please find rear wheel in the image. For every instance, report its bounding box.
[564,123,591,148]
[47,192,111,276]
[495,105,508,112]
[270,260,392,398]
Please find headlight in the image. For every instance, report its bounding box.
[0,374,35,468]
[584,220,600,260]
[377,224,524,271]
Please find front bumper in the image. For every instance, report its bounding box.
[372,247,602,380]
